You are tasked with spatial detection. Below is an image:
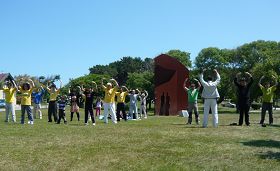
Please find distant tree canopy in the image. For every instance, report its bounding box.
[11,41,280,105]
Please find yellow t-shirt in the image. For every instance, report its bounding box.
[116,92,128,103]
[48,89,59,101]
[20,88,33,106]
[3,88,16,103]
[103,86,118,103]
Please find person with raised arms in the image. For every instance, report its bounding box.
[139,90,149,119]
[101,78,119,124]
[199,69,221,128]
[0,80,18,123]
[115,86,129,121]
[259,75,278,126]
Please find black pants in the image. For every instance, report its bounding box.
[57,109,67,124]
[116,103,127,121]
[260,102,273,124]
[238,104,250,125]
[85,105,95,124]
[48,101,57,122]
[71,112,80,121]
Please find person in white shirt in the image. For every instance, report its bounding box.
[199,69,221,128]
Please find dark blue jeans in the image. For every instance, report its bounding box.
[21,105,33,124]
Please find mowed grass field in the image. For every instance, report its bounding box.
[0,106,280,171]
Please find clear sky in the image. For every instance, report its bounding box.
[0,0,279,84]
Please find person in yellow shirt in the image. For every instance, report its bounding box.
[42,80,62,123]
[259,75,278,126]
[0,80,18,123]
[19,79,35,124]
[115,86,129,121]
[101,78,119,124]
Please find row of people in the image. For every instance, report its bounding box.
[1,78,149,125]
[184,70,278,127]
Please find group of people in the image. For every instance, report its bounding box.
[184,69,278,128]
[1,78,149,125]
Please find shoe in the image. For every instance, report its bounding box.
[85,123,88,126]
[261,124,267,127]
[92,123,96,126]
[28,121,31,124]
[64,121,67,124]
[144,117,147,119]
[30,121,34,125]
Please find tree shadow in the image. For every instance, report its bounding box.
[242,140,280,149]
[259,151,280,160]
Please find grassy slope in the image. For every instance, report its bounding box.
[0,106,279,171]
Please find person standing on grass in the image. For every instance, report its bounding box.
[199,69,221,128]
[128,89,140,120]
[115,86,129,121]
[82,82,98,126]
[32,86,45,119]
[95,97,102,117]
[19,79,35,125]
[183,78,201,125]
[101,78,119,124]
[234,72,253,126]
[57,95,67,124]
[69,87,80,121]
[139,90,148,119]
[0,80,18,123]
[259,75,278,126]
[42,80,62,123]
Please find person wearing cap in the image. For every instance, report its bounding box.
[139,90,149,119]
[42,80,62,123]
[0,80,18,123]
[259,75,278,125]
[101,78,119,124]
[183,77,201,125]
[19,78,35,124]
[199,69,221,128]
[115,86,129,121]
[234,72,253,126]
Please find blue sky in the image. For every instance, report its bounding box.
[0,0,279,84]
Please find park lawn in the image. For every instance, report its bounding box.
[0,106,280,171]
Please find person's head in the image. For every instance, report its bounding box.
[6,81,13,88]
[97,97,101,102]
[50,84,56,91]
[131,90,136,94]
[85,87,92,93]
[61,95,66,101]
[239,77,247,86]
[141,93,146,97]
[106,82,112,90]
[190,83,196,90]
[265,82,271,89]
[120,87,124,92]
[207,75,213,82]
[22,83,30,90]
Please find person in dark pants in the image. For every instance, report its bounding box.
[69,87,81,121]
[234,72,253,126]
[115,86,129,121]
[82,81,98,126]
[43,80,62,123]
[259,75,278,125]
[57,95,67,124]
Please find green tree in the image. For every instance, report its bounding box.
[166,50,192,67]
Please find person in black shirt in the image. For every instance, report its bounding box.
[69,87,81,121]
[82,82,98,126]
[234,72,253,126]
[57,95,67,124]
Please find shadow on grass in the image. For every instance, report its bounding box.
[242,140,280,149]
[259,151,280,161]
[269,124,280,128]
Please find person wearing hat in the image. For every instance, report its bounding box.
[101,78,119,124]
[19,79,35,124]
[42,80,62,123]
[0,80,18,123]
[199,69,221,128]
[234,72,253,126]
[259,75,278,125]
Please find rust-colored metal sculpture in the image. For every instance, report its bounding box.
[154,54,189,115]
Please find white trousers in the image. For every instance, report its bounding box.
[203,99,218,128]
[5,102,16,122]
[140,105,147,118]
[103,102,117,124]
[33,104,42,119]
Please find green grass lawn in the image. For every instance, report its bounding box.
[0,106,280,171]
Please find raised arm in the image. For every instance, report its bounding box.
[92,81,98,91]
[101,78,106,89]
[213,69,221,85]
[199,69,207,86]
[110,78,119,88]
[122,86,129,92]
[12,80,18,91]
[272,75,278,86]
[245,72,253,86]
[194,78,201,90]
[144,90,149,98]
[28,79,35,89]
[183,78,189,92]
[258,76,264,87]
[59,80,63,89]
